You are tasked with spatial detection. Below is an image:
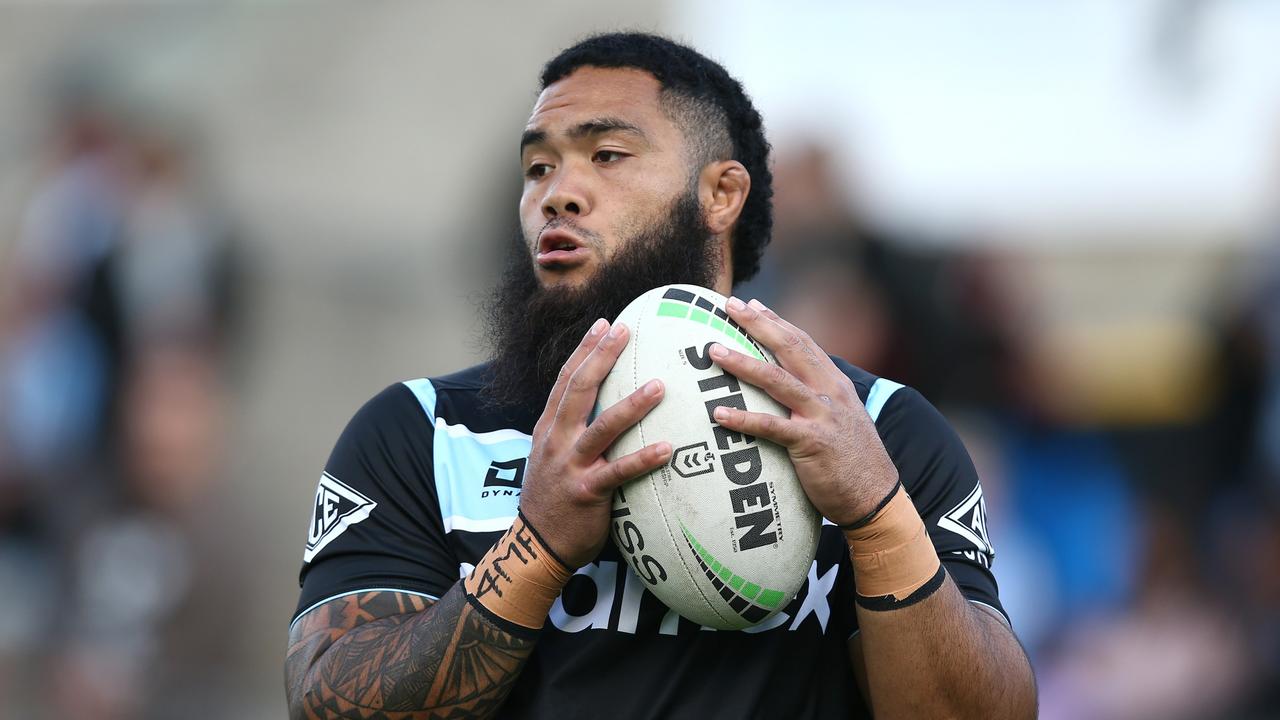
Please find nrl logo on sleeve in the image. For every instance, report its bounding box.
[304,472,377,563]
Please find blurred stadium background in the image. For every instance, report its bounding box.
[2,2,1279,718]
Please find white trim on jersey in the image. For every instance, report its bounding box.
[434,418,532,445]
[442,514,517,534]
[969,599,1012,628]
[865,378,905,423]
[845,599,1010,641]
[290,587,441,633]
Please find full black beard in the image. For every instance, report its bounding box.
[483,191,720,410]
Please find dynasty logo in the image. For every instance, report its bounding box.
[483,458,526,499]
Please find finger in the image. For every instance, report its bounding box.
[556,322,630,427]
[587,441,673,495]
[724,297,832,385]
[712,404,807,448]
[707,343,826,415]
[748,298,800,332]
[541,318,609,422]
[749,298,843,376]
[575,379,664,460]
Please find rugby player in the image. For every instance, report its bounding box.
[285,32,1037,719]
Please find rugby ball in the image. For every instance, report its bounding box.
[597,284,821,630]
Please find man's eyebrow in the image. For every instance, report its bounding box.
[520,118,649,154]
[520,129,547,153]
[567,118,648,142]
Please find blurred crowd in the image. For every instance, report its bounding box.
[739,143,1280,720]
[0,75,243,718]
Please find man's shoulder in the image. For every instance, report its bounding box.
[428,361,495,393]
[390,361,494,417]
[827,356,953,444]
[398,361,540,436]
[336,363,496,442]
[826,355,913,422]
[827,355,878,396]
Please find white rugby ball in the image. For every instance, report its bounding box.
[597,284,820,630]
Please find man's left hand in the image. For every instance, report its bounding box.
[709,297,898,526]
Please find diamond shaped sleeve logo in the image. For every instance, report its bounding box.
[938,484,993,557]
[305,472,378,563]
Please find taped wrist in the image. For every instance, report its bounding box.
[843,484,943,611]
[462,511,572,631]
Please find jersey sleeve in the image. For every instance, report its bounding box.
[292,382,457,626]
[872,384,1009,625]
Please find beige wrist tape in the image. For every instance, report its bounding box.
[462,513,572,629]
[843,485,941,601]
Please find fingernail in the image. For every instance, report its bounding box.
[589,318,607,336]
[748,298,766,311]
[709,343,728,359]
[713,406,730,421]
[608,323,625,339]
[644,379,661,396]
[655,442,672,457]
[727,296,746,312]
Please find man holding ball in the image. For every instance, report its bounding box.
[286,32,1036,719]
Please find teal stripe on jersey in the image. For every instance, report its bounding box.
[865,378,904,423]
[403,378,438,421]
[404,378,529,534]
[433,419,530,533]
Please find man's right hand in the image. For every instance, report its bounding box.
[518,318,672,570]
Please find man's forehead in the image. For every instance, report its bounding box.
[525,66,666,134]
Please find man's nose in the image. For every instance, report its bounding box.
[542,170,591,220]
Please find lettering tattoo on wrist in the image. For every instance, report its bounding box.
[463,512,571,632]
[470,519,544,600]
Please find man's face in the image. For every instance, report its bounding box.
[485,66,723,409]
[520,66,695,288]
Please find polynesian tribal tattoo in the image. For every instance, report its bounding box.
[285,586,535,719]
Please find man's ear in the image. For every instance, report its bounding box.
[699,160,751,236]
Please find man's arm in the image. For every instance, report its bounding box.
[286,318,672,719]
[708,297,1036,719]
[849,580,1036,718]
[285,586,534,720]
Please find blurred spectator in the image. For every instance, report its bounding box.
[52,342,239,719]
[758,143,1018,411]
[0,67,243,719]
[0,77,129,714]
[0,73,127,506]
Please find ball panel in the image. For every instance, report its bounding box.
[600,284,820,630]
[607,289,731,628]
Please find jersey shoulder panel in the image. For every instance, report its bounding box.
[294,381,453,623]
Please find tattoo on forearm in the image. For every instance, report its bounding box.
[285,586,535,719]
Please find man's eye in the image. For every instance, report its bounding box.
[593,150,625,164]
[526,163,552,179]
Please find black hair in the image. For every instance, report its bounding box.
[540,32,773,285]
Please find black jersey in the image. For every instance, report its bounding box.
[293,359,1007,719]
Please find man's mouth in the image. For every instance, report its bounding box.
[536,228,590,268]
